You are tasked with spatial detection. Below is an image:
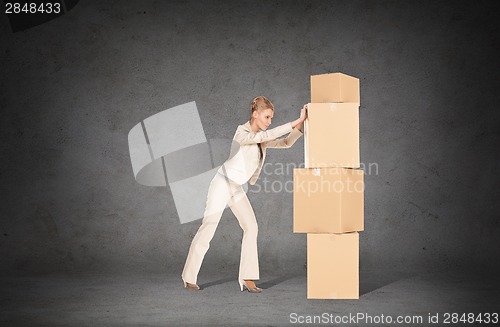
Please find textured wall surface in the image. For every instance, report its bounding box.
[1,0,499,276]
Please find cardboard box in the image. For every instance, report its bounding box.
[304,103,359,168]
[293,167,364,233]
[307,232,359,299]
[311,72,360,104]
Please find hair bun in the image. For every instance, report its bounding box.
[250,96,274,117]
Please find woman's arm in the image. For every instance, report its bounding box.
[234,122,293,145]
[296,121,304,132]
[290,105,307,130]
[265,105,307,148]
[234,105,308,145]
[265,127,303,148]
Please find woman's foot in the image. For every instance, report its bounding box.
[184,281,201,291]
[241,279,262,293]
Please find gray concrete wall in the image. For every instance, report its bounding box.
[1,0,499,276]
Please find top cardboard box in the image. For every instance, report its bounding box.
[311,72,360,104]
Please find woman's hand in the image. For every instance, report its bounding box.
[291,104,308,131]
[299,104,308,122]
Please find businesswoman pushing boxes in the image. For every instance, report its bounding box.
[182,96,308,293]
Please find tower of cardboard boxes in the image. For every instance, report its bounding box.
[294,72,364,299]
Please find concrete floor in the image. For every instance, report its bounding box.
[0,270,498,326]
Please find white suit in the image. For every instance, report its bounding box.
[181,120,303,290]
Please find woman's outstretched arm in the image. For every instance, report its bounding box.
[234,105,308,145]
[234,122,294,145]
[265,105,307,148]
[265,127,303,148]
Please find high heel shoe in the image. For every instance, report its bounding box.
[239,279,262,293]
[182,279,201,291]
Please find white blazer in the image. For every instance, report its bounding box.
[217,121,303,185]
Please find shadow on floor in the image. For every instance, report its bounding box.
[258,274,302,289]
[199,274,302,290]
[360,271,415,296]
[197,271,415,295]
[199,277,234,289]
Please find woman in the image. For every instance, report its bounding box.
[181,96,308,293]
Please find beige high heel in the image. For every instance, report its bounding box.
[182,279,200,291]
[239,279,262,293]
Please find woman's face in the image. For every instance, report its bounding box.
[253,108,274,130]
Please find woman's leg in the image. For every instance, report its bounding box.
[181,173,234,285]
[228,187,260,290]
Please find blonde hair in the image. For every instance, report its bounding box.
[250,96,274,118]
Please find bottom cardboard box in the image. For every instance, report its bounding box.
[307,232,359,299]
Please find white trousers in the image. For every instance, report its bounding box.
[181,172,259,288]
